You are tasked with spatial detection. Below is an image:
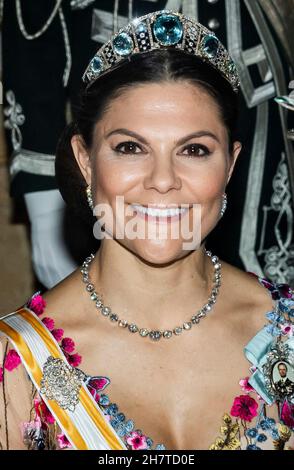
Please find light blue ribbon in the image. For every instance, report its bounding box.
[244,327,294,405]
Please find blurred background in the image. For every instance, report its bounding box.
[0,0,294,313]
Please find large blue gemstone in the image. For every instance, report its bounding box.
[153,14,183,46]
[91,56,103,73]
[113,32,134,56]
[202,34,219,58]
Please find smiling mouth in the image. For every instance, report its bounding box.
[129,203,190,222]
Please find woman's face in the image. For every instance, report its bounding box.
[72,81,241,265]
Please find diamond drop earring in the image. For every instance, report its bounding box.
[220,193,227,217]
[86,185,94,210]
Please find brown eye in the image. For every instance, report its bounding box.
[115,141,143,155]
[181,144,211,158]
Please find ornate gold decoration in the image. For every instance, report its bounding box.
[209,413,241,450]
[273,424,292,450]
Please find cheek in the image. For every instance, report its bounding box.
[185,161,226,203]
[94,159,134,201]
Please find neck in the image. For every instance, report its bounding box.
[90,239,215,331]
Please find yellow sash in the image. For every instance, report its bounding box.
[0,307,127,450]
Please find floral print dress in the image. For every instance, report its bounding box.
[0,273,293,450]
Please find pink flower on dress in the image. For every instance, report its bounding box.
[21,415,42,435]
[28,294,46,316]
[0,367,3,383]
[281,400,294,429]
[239,377,254,393]
[34,396,55,425]
[21,415,42,445]
[126,431,148,450]
[4,349,21,371]
[51,328,64,342]
[42,317,55,331]
[66,353,82,367]
[230,395,259,422]
[89,387,101,402]
[89,377,110,391]
[57,433,72,449]
[87,377,110,402]
[61,337,75,353]
[281,324,294,337]
[239,377,263,400]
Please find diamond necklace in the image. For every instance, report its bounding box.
[81,249,221,341]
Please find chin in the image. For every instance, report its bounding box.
[129,238,189,266]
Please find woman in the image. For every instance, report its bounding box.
[0,10,293,451]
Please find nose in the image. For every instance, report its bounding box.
[144,154,182,193]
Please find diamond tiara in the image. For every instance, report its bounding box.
[82,10,240,92]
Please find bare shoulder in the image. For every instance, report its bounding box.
[219,259,275,338]
[221,260,274,301]
[41,267,86,333]
[38,266,105,370]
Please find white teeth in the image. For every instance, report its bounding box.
[131,205,188,217]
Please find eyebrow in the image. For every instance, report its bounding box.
[105,128,220,145]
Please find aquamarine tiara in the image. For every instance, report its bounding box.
[82,10,240,92]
